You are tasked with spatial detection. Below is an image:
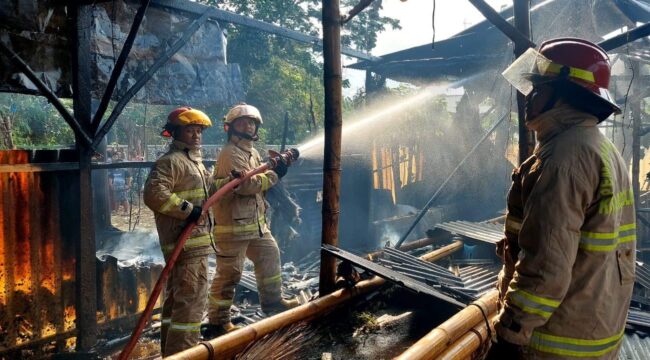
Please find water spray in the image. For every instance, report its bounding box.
[297,76,478,156]
[118,148,300,360]
[394,108,507,249]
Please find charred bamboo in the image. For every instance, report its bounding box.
[367,232,447,261]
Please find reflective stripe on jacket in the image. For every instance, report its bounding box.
[144,140,215,260]
[495,104,635,359]
[211,136,278,241]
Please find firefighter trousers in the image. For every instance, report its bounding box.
[160,255,209,357]
[208,233,282,325]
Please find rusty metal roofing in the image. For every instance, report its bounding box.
[435,220,503,244]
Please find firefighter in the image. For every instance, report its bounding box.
[488,38,635,359]
[203,103,299,337]
[143,107,215,356]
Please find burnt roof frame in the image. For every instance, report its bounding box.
[91,6,216,150]
[91,0,151,134]
[0,41,94,147]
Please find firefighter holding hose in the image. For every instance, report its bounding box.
[489,38,635,359]
[143,107,215,356]
[202,103,300,338]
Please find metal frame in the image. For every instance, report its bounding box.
[151,0,378,61]
[91,0,151,132]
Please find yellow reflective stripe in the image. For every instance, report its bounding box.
[260,174,271,191]
[161,318,171,325]
[529,328,625,357]
[509,295,554,319]
[175,188,205,201]
[544,63,595,84]
[508,286,560,319]
[159,193,183,213]
[505,217,522,234]
[620,223,636,231]
[215,218,266,235]
[161,234,213,254]
[169,322,201,332]
[185,234,213,248]
[580,223,636,252]
[215,223,259,234]
[209,296,233,307]
[214,177,230,190]
[260,274,282,286]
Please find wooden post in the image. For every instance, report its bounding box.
[514,0,534,165]
[69,4,98,351]
[319,0,343,296]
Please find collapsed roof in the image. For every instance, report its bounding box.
[349,0,650,84]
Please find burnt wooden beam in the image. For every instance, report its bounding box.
[91,0,151,133]
[0,42,94,147]
[599,22,650,52]
[69,4,98,351]
[514,0,534,164]
[467,0,535,51]
[320,0,343,296]
[91,7,214,149]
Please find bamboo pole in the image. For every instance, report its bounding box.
[436,313,497,360]
[167,241,464,360]
[393,290,498,360]
[367,232,449,261]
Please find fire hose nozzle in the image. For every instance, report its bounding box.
[268,148,300,168]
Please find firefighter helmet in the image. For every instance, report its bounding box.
[161,107,212,137]
[502,37,620,117]
[223,103,263,126]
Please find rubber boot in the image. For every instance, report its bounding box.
[201,322,241,339]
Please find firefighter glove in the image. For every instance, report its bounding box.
[187,206,203,223]
[274,160,288,178]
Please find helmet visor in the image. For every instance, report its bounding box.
[502,48,555,96]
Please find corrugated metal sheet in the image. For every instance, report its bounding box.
[619,332,650,360]
[0,150,162,355]
[435,220,503,244]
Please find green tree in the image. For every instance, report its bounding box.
[0,93,75,149]
[341,0,401,52]
[198,0,400,145]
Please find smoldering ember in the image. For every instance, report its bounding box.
[1,0,650,359]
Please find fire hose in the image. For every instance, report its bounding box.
[118,148,300,360]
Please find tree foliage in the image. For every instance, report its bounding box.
[0,93,75,149]
[199,0,400,145]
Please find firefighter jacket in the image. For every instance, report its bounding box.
[211,136,279,241]
[144,140,215,260]
[495,103,635,359]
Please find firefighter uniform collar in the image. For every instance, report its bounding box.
[527,102,598,144]
[230,135,254,153]
[171,140,203,162]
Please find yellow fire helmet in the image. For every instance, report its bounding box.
[161,106,212,137]
[223,103,263,126]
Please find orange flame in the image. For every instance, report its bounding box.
[14,172,33,295]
